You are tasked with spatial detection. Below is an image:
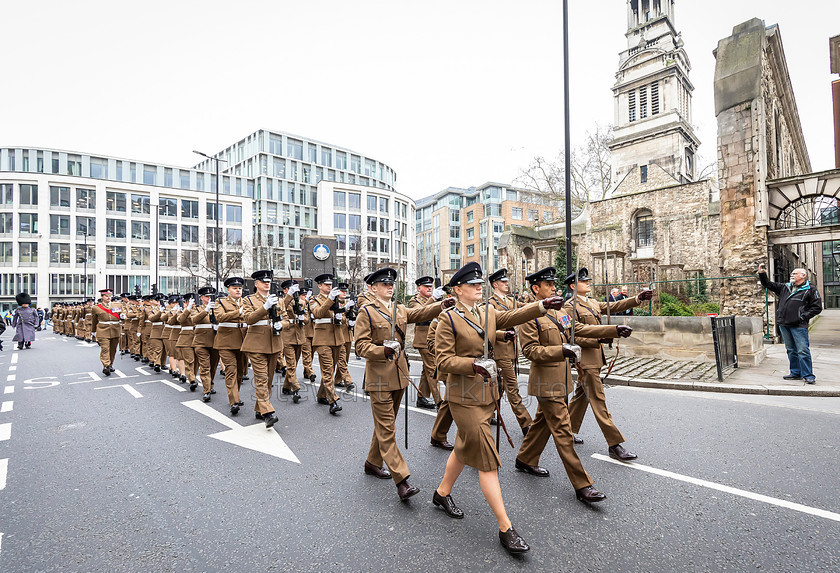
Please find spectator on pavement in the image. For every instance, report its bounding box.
[4,310,11,326]
[758,264,822,384]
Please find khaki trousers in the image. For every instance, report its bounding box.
[218,349,247,405]
[283,344,303,391]
[367,388,409,484]
[302,338,314,378]
[431,399,453,442]
[194,346,219,393]
[315,345,341,403]
[248,351,280,415]
[417,348,442,404]
[336,341,353,384]
[141,332,151,360]
[517,397,593,490]
[179,346,196,383]
[98,337,119,368]
[568,368,626,447]
[496,358,533,430]
[147,339,164,366]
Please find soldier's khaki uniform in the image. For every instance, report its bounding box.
[141,303,154,362]
[428,317,455,443]
[487,292,533,431]
[126,303,142,357]
[408,292,442,405]
[191,304,219,393]
[565,294,640,446]
[148,306,166,367]
[176,306,197,386]
[301,296,315,380]
[355,296,442,484]
[435,300,543,471]
[164,310,180,365]
[516,304,617,489]
[91,303,123,369]
[310,293,348,404]
[242,293,285,414]
[281,294,309,392]
[212,296,248,404]
[335,307,353,387]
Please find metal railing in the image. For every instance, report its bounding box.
[711,316,738,381]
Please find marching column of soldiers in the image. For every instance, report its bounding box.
[68,260,653,555]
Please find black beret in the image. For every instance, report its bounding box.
[251,269,273,282]
[525,267,557,285]
[415,276,434,287]
[488,268,509,283]
[448,262,483,287]
[224,276,245,288]
[366,268,397,285]
[563,267,591,285]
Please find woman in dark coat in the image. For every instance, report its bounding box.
[12,292,39,349]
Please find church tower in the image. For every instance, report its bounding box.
[609,0,700,191]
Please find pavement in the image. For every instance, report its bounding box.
[2,330,839,572]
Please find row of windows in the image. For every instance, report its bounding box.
[332,234,409,257]
[0,273,37,297]
[628,81,661,123]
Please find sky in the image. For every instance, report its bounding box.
[2,0,838,201]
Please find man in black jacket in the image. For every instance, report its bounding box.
[758,264,822,383]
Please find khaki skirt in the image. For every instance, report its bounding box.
[449,401,500,472]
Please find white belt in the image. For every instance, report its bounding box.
[145,320,152,323]
[314,318,332,324]
[218,322,244,328]
[181,326,194,331]
[99,321,120,325]
[164,325,173,328]
[195,324,213,329]
[172,325,181,329]
[152,322,164,326]
[249,319,271,326]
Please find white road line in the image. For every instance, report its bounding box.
[6,374,14,382]
[10,354,18,365]
[592,454,840,523]
[0,401,11,413]
[8,366,15,372]
[182,400,241,430]
[0,422,10,441]
[3,386,12,394]
[0,458,7,490]
[94,384,143,399]
[0,532,3,556]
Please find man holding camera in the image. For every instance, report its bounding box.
[758,264,822,384]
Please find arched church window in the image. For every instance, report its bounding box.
[636,211,654,247]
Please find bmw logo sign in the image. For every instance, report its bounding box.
[313,244,330,261]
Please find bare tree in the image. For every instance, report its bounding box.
[516,124,614,217]
[180,235,254,285]
[345,235,366,294]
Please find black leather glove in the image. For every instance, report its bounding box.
[472,359,491,378]
[384,346,396,359]
[504,329,516,342]
[616,325,633,338]
[541,296,565,310]
[598,338,614,345]
[441,297,456,309]
[637,289,654,301]
[562,345,578,359]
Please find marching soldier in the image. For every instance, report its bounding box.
[301,286,316,385]
[91,289,123,376]
[408,276,446,409]
[147,294,167,372]
[241,270,286,424]
[212,277,248,408]
[280,280,306,403]
[334,281,355,391]
[486,268,533,435]
[118,293,130,355]
[310,273,347,415]
[83,300,94,341]
[355,267,450,500]
[564,268,652,459]
[515,267,631,504]
[428,316,455,450]
[126,295,142,360]
[139,295,154,363]
[164,295,182,377]
[433,262,567,554]
[191,286,220,396]
[176,293,197,387]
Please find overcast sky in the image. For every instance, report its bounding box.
[3,1,838,200]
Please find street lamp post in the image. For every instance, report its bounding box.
[155,199,160,292]
[193,150,227,293]
[83,229,88,298]
[562,0,573,277]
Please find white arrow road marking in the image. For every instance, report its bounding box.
[0,423,10,441]
[94,384,143,398]
[135,366,153,376]
[592,454,840,524]
[182,400,300,464]
[0,458,7,490]
[137,379,187,392]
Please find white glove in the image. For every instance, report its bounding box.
[432,287,446,300]
[187,299,195,310]
[329,287,341,300]
[136,332,141,337]
[345,299,355,309]
[289,283,300,295]
[239,307,244,315]
[159,305,166,313]
[348,320,356,327]
[296,314,306,322]
[206,300,215,310]
[273,321,283,331]
[263,294,279,310]
[119,313,126,319]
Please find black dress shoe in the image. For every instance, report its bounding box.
[277,367,287,378]
[230,404,240,415]
[573,434,584,444]
[102,367,111,376]
[329,401,342,415]
[141,358,149,363]
[292,390,301,404]
[309,374,317,383]
[522,425,530,437]
[236,401,244,406]
[243,375,249,381]
[576,485,606,503]
[282,388,291,395]
[608,444,637,461]
[255,412,265,420]
[317,397,329,405]
[153,365,161,373]
[264,412,278,428]
[430,439,454,451]
[783,374,802,380]
[489,417,500,426]
[133,356,140,361]
[499,527,530,554]
[397,479,419,501]
[335,381,345,388]
[202,393,211,403]
[433,490,464,519]
[416,396,436,409]
[189,382,197,391]
[364,460,392,479]
[514,458,550,477]
[109,366,116,373]
[179,374,187,383]
[210,388,216,394]
[345,383,355,391]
